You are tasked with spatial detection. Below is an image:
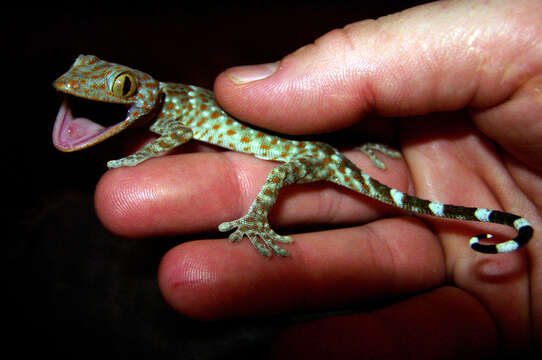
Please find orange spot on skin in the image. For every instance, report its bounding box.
[211,111,219,119]
[68,80,79,90]
[226,130,236,135]
[200,104,207,111]
[260,145,270,150]
[212,124,221,130]
[196,117,207,126]
[272,177,281,183]
[241,136,251,143]
[328,169,335,176]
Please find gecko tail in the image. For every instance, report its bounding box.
[388,187,534,254]
[386,187,534,254]
[469,216,533,254]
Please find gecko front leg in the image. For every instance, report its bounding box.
[107,123,193,168]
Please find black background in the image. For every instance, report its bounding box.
[11,2,441,358]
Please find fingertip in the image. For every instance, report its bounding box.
[94,154,240,239]
[94,165,151,238]
[224,62,280,85]
[157,239,283,320]
[213,35,369,134]
[158,241,225,320]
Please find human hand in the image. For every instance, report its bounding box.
[95,0,542,358]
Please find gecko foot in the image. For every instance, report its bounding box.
[107,153,150,168]
[358,142,402,170]
[218,217,293,257]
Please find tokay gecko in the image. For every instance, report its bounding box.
[52,55,533,257]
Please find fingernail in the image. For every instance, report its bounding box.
[225,62,279,84]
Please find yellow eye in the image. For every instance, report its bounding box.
[112,72,137,98]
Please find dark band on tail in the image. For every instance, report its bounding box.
[378,182,533,254]
[469,212,533,253]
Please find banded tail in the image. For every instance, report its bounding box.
[340,168,533,254]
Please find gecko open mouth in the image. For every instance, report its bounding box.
[53,96,131,152]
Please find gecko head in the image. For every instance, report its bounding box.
[52,55,161,152]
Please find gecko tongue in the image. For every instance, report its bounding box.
[53,98,107,151]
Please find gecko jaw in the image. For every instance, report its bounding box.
[52,97,130,152]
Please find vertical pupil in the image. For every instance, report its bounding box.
[122,76,132,96]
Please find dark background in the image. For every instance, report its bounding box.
[12,2,435,358]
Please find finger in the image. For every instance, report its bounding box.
[94,148,407,238]
[270,287,497,360]
[157,217,444,319]
[213,0,542,159]
[401,116,535,349]
[473,74,542,169]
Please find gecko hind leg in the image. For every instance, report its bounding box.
[358,142,402,170]
[219,157,322,257]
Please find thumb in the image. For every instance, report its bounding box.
[213,0,542,160]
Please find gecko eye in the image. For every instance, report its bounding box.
[112,72,137,98]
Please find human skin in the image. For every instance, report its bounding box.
[94,0,542,358]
